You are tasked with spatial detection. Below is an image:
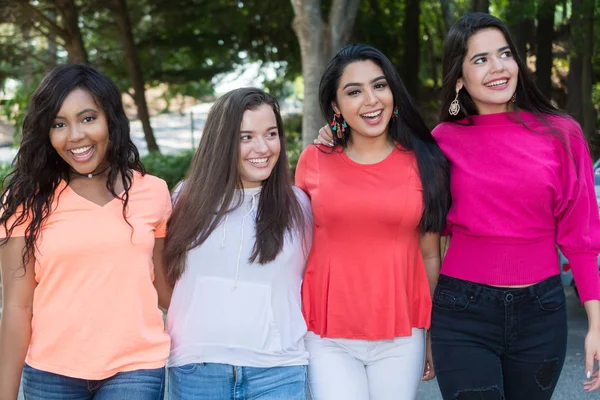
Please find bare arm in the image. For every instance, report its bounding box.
[0,237,36,399]
[152,238,172,310]
[420,232,441,297]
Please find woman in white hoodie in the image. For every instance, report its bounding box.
[162,88,312,400]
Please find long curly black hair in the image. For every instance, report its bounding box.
[0,64,145,269]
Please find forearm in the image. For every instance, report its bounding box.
[584,300,600,331]
[423,256,441,298]
[0,307,32,400]
[154,281,173,310]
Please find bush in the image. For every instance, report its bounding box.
[283,113,303,177]
[0,164,13,189]
[141,151,194,190]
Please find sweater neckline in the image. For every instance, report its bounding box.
[459,110,538,126]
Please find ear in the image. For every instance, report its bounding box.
[456,79,463,92]
[331,102,340,115]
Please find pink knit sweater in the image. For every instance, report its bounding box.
[432,111,600,302]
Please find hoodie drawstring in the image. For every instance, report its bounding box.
[232,192,257,289]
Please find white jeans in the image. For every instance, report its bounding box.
[305,329,426,400]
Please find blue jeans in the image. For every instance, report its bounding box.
[431,275,567,400]
[168,363,307,400]
[22,364,165,400]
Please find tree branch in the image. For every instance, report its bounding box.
[16,1,67,41]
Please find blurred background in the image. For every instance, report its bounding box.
[0,0,598,185]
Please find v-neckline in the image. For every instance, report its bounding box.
[62,180,127,209]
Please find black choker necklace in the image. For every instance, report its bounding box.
[71,165,111,179]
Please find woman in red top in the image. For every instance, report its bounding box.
[295,44,450,400]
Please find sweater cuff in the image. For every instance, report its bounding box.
[568,252,600,303]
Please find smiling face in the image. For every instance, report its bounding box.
[237,103,281,188]
[49,88,110,176]
[334,60,394,140]
[459,27,519,115]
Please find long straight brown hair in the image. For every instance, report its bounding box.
[163,88,304,285]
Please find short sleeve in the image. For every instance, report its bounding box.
[0,206,30,239]
[295,145,319,195]
[554,120,600,302]
[154,180,172,238]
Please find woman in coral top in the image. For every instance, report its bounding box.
[295,44,450,400]
[0,64,171,399]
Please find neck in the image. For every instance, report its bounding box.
[345,132,395,164]
[70,164,111,180]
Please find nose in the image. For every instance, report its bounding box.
[67,123,85,141]
[363,88,378,106]
[490,56,506,73]
[253,136,269,154]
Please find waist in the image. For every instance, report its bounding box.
[436,274,563,303]
[442,233,560,285]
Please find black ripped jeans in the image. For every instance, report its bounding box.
[430,274,567,400]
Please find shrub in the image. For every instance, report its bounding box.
[283,113,303,177]
[141,151,194,190]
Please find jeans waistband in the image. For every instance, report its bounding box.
[437,274,562,303]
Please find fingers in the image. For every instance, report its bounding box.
[585,351,595,381]
[316,125,335,147]
[421,360,436,381]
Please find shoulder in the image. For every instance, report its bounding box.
[292,186,310,206]
[133,171,169,193]
[431,122,457,140]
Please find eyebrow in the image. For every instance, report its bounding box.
[469,46,511,61]
[342,75,387,90]
[240,126,278,134]
[54,108,97,120]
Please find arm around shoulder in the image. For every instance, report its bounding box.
[0,236,36,399]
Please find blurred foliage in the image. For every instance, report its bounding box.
[141,150,194,190]
[284,113,303,177]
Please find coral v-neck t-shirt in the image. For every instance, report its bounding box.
[295,145,431,340]
[1,172,171,379]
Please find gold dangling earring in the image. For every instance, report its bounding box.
[449,90,460,116]
[511,93,516,103]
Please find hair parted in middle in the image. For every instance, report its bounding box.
[163,87,304,285]
[318,43,451,233]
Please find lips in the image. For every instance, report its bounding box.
[484,78,509,88]
[247,157,269,167]
[361,110,382,118]
[69,145,95,162]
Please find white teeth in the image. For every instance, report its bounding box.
[485,79,508,87]
[71,145,93,154]
[248,158,268,164]
[361,110,382,118]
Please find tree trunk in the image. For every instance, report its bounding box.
[291,0,360,148]
[111,0,160,153]
[402,0,420,99]
[440,0,453,33]
[535,0,555,99]
[472,0,489,13]
[567,0,595,141]
[506,0,535,62]
[55,0,87,63]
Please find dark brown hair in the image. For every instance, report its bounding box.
[163,88,304,285]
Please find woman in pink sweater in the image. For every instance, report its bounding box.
[428,13,600,399]
[316,12,600,399]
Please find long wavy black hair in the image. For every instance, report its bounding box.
[0,64,144,268]
[163,88,304,285]
[319,43,451,233]
[439,12,564,123]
